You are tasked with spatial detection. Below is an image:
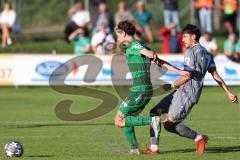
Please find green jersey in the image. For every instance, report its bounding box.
[73,37,90,55]
[224,39,240,54]
[126,40,152,92]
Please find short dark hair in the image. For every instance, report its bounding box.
[116,21,136,36]
[182,24,201,41]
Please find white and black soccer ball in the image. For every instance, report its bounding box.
[4,141,24,157]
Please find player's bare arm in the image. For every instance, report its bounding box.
[209,68,238,104]
[162,74,191,91]
[68,29,81,41]
[140,49,191,77]
[172,75,191,88]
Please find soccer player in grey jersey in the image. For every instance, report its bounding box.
[145,24,238,154]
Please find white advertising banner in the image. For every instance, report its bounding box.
[0,55,15,85]
[158,55,240,85]
[0,54,239,86]
[13,54,113,86]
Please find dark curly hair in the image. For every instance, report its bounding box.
[116,21,136,36]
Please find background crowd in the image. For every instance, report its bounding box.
[0,0,240,62]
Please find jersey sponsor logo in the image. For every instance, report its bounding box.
[184,57,191,66]
[134,43,143,49]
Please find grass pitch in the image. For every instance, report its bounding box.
[0,86,240,160]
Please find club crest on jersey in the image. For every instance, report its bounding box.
[184,57,191,65]
[134,43,143,49]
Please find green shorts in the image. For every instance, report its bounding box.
[119,91,152,116]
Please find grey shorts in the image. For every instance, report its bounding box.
[152,90,195,122]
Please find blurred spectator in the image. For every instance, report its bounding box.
[159,23,184,54]
[199,32,218,56]
[133,1,154,43]
[134,30,142,41]
[193,0,201,26]
[68,27,90,55]
[197,0,214,33]
[224,34,240,62]
[92,3,114,35]
[222,0,238,34]
[91,22,115,55]
[64,2,90,42]
[162,0,181,31]
[90,0,105,27]
[0,2,16,47]
[114,1,134,25]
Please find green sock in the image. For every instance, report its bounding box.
[125,115,152,127]
[124,126,138,149]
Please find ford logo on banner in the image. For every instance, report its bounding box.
[224,67,237,76]
[35,61,68,77]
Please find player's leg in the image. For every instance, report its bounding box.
[163,119,198,139]
[145,91,175,154]
[114,110,152,128]
[123,91,161,133]
[114,111,140,154]
[114,91,155,153]
[163,119,208,154]
[164,95,208,154]
[165,95,198,138]
[114,92,153,127]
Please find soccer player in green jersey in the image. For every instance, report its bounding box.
[114,21,190,154]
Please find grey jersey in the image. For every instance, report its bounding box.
[179,44,216,103]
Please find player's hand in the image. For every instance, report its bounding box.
[179,70,191,78]
[228,92,238,104]
[162,84,172,91]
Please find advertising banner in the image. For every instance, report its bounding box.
[0,55,15,86]
[0,54,239,86]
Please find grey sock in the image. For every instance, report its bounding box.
[175,124,198,139]
[150,137,158,145]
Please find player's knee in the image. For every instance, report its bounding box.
[114,114,125,127]
[114,120,119,127]
[150,109,158,117]
[114,116,119,126]
[114,120,125,128]
[163,121,177,134]
[150,108,164,117]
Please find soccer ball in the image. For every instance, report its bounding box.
[4,141,24,157]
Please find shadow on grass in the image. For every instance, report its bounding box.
[206,146,240,153]
[160,146,240,154]
[25,155,55,158]
[6,122,113,129]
